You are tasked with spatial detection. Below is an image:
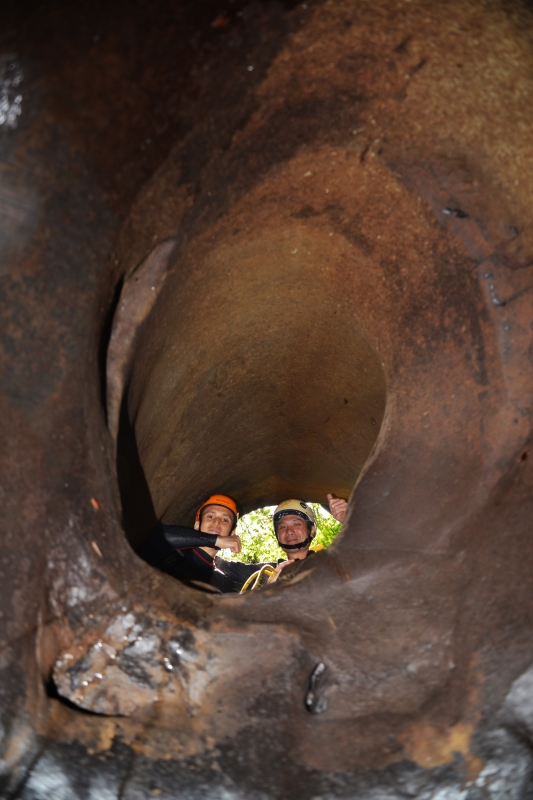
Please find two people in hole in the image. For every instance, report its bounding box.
[137,493,347,593]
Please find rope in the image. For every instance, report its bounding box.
[240,564,278,593]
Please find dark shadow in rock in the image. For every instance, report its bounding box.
[116,394,157,550]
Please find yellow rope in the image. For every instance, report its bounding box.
[240,564,278,593]
[240,545,325,592]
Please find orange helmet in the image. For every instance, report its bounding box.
[195,494,239,530]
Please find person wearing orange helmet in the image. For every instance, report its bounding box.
[137,494,243,591]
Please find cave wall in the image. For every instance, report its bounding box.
[1,1,533,798]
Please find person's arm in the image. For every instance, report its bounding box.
[137,522,219,568]
[153,522,219,550]
[150,522,240,552]
[138,522,242,568]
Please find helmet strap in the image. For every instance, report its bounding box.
[279,535,314,551]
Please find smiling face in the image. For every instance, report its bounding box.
[276,513,315,557]
[194,504,235,538]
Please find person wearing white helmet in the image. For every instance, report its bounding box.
[265,494,347,584]
[219,494,347,591]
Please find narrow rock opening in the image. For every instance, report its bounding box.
[116,231,387,562]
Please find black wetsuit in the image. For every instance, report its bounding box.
[137,523,262,593]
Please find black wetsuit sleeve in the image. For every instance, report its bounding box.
[156,523,218,550]
[137,522,218,567]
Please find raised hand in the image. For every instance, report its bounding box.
[327,493,347,523]
[267,560,291,584]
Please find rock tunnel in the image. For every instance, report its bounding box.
[1,0,533,797]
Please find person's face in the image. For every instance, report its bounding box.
[276,514,315,554]
[195,504,234,537]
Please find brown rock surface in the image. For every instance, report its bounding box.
[1,0,533,797]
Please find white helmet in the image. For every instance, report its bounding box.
[273,500,316,550]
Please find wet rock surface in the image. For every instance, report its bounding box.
[1,0,533,797]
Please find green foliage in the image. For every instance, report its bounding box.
[228,507,285,564]
[312,503,343,549]
[224,503,342,564]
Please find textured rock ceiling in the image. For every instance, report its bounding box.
[1,1,533,798]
